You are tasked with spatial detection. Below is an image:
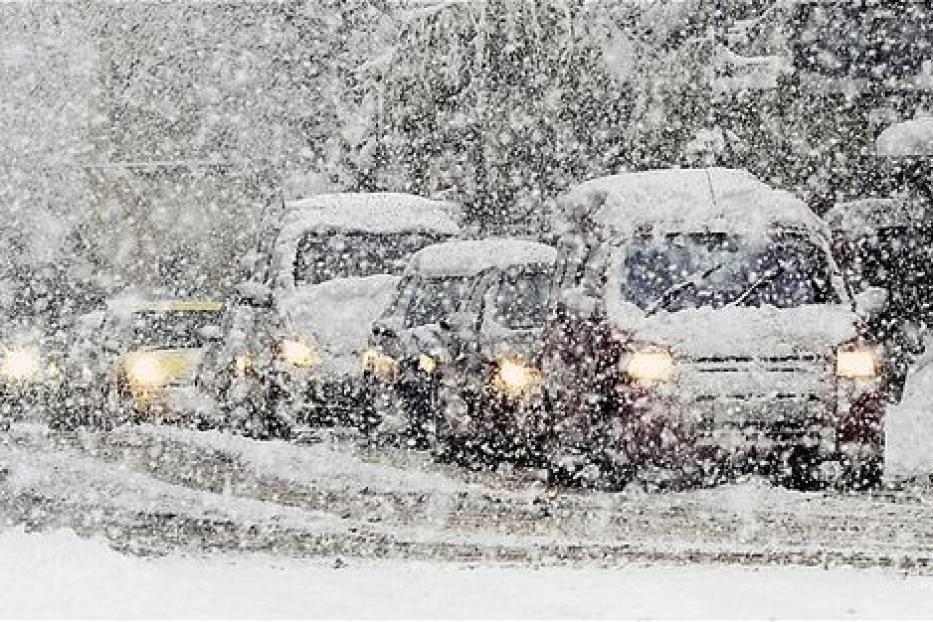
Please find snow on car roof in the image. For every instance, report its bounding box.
[406,238,557,278]
[876,117,933,157]
[280,193,461,236]
[824,197,926,233]
[557,168,826,238]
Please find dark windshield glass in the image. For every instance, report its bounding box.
[293,231,445,286]
[405,276,472,327]
[490,268,552,330]
[617,233,839,312]
[130,311,223,349]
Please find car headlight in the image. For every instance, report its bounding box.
[125,353,167,388]
[836,345,882,379]
[491,356,541,398]
[362,348,398,381]
[277,339,319,369]
[1,346,42,381]
[233,353,254,377]
[624,349,674,383]
[418,354,437,374]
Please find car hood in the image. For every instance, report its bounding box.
[607,304,860,359]
[277,275,401,373]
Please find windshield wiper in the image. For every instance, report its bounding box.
[646,263,723,316]
[729,264,786,308]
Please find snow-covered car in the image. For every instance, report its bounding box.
[542,168,889,490]
[239,193,461,428]
[0,264,101,429]
[431,241,556,466]
[825,196,933,395]
[196,301,292,439]
[86,298,225,426]
[361,238,555,451]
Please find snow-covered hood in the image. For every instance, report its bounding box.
[276,275,401,375]
[607,303,860,359]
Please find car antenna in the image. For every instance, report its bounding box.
[705,168,721,217]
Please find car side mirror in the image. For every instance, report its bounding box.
[440,311,479,333]
[236,281,273,309]
[562,287,598,318]
[373,316,404,339]
[854,286,888,318]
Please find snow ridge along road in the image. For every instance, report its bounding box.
[2,423,933,571]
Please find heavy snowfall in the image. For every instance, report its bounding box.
[5,1,933,618]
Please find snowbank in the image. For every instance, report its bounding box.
[3,528,933,618]
[407,238,557,278]
[559,168,825,238]
[886,357,933,481]
[876,118,933,157]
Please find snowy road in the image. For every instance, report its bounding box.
[3,422,933,573]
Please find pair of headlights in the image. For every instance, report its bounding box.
[361,349,436,381]
[232,338,320,378]
[622,345,883,384]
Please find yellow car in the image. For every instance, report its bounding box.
[107,299,225,422]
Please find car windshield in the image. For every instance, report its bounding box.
[405,276,472,327]
[129,310,223,349]
[489,267,552,330]
[293,231,445,286]
[616,232,839,312]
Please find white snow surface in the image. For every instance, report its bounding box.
[281,192,461,236]
[559,167,827,238]
[886,355,933,481]
[825,197,925,233]
[4,528,933,618]
[278,274,400,376]
[602,301,859,360]
[406,238,557,278]
[876,117,933,157]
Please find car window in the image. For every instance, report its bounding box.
[615,232,840,312]
[404,276,473,328]
[292,231,445,286]
[129,310,224,349]
[487,266,553,330]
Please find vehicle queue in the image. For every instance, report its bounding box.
[0,168,920,491]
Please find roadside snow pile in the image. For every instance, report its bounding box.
[876,117,933,157]
[4,528,933,618]
[886,356,933,481]
[407,238,557,278]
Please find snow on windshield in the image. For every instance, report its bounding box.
[615,232,840,312]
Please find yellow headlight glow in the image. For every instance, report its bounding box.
[125,354,167,388]
[1,346,41,381]
[418,354,437,374]
[278,339,319,369]
[233,353,254,377]
[625,350,674,383]
[362,348,398,381]
[491,356,541,398]
[836,347,880,379]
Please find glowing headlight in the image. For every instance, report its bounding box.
[362,348,398,381]
[491,356,541,398]
[233,353,254,377]
[418,354,437,374]
[125,354,167,388]
[836,346,881,379]
[0,346,41,381]
[278,339,319,369]
[624,349,674,383]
